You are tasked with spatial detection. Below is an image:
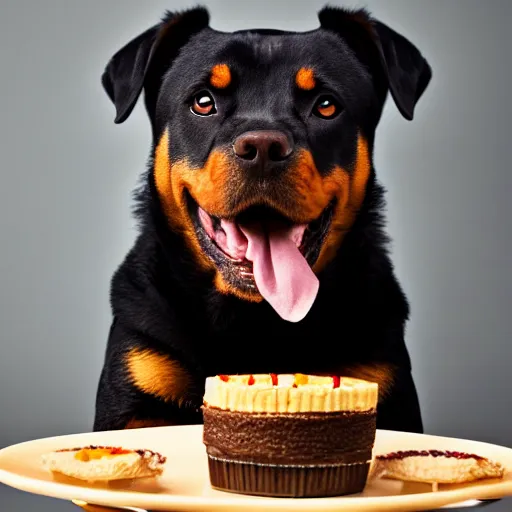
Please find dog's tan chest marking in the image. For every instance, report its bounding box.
[339,362,396,400]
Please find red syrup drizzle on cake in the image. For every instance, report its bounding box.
[216,373,347,388]
[377,450,484,461]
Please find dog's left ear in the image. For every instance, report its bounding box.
[102,7,210,124]
[318,7,432,120]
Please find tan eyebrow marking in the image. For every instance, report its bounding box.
[296,67,316,90]
[210,63,231,89]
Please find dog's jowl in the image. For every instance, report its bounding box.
[94,6,431,434]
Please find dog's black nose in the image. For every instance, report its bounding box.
[233,131,293,171]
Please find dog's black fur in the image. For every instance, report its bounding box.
[93,6,431,433]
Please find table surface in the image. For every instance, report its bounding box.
[1,484,511,512]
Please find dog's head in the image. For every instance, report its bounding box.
[102,6,431,322]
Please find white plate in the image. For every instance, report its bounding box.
[0,425,510,511]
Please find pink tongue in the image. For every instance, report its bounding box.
[240,222,319,322]
[198,207,319,321]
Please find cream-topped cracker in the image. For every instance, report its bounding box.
[371,450,505,486]
[203,373,378,413]
[41,446,166,482]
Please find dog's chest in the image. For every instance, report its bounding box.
[199,318,361,376]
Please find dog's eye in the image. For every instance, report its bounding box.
[314,96,340,119]
[191,92,216,116]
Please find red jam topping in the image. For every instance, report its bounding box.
[248,375,255,385]
[109,447,132,455]
[270,373,278,386]
[332,376,340,388]
[219,375,229,382]
[57,446,166,464]
[377,450,484,461]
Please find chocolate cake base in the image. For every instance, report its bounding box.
[207,455,371,498]
[203,406,377,497]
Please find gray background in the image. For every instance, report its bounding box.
[1,0,511,510]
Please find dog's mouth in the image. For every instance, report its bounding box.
[188,192,334,322]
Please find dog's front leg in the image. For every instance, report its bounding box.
[93,319,202,432]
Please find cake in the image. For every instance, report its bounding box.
[41,445,166,482]
[202,373,379,497]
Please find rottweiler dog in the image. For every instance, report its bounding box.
[93,5,431,434]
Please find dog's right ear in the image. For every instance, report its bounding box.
[102,7,210,124]
[318,6,431,121]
